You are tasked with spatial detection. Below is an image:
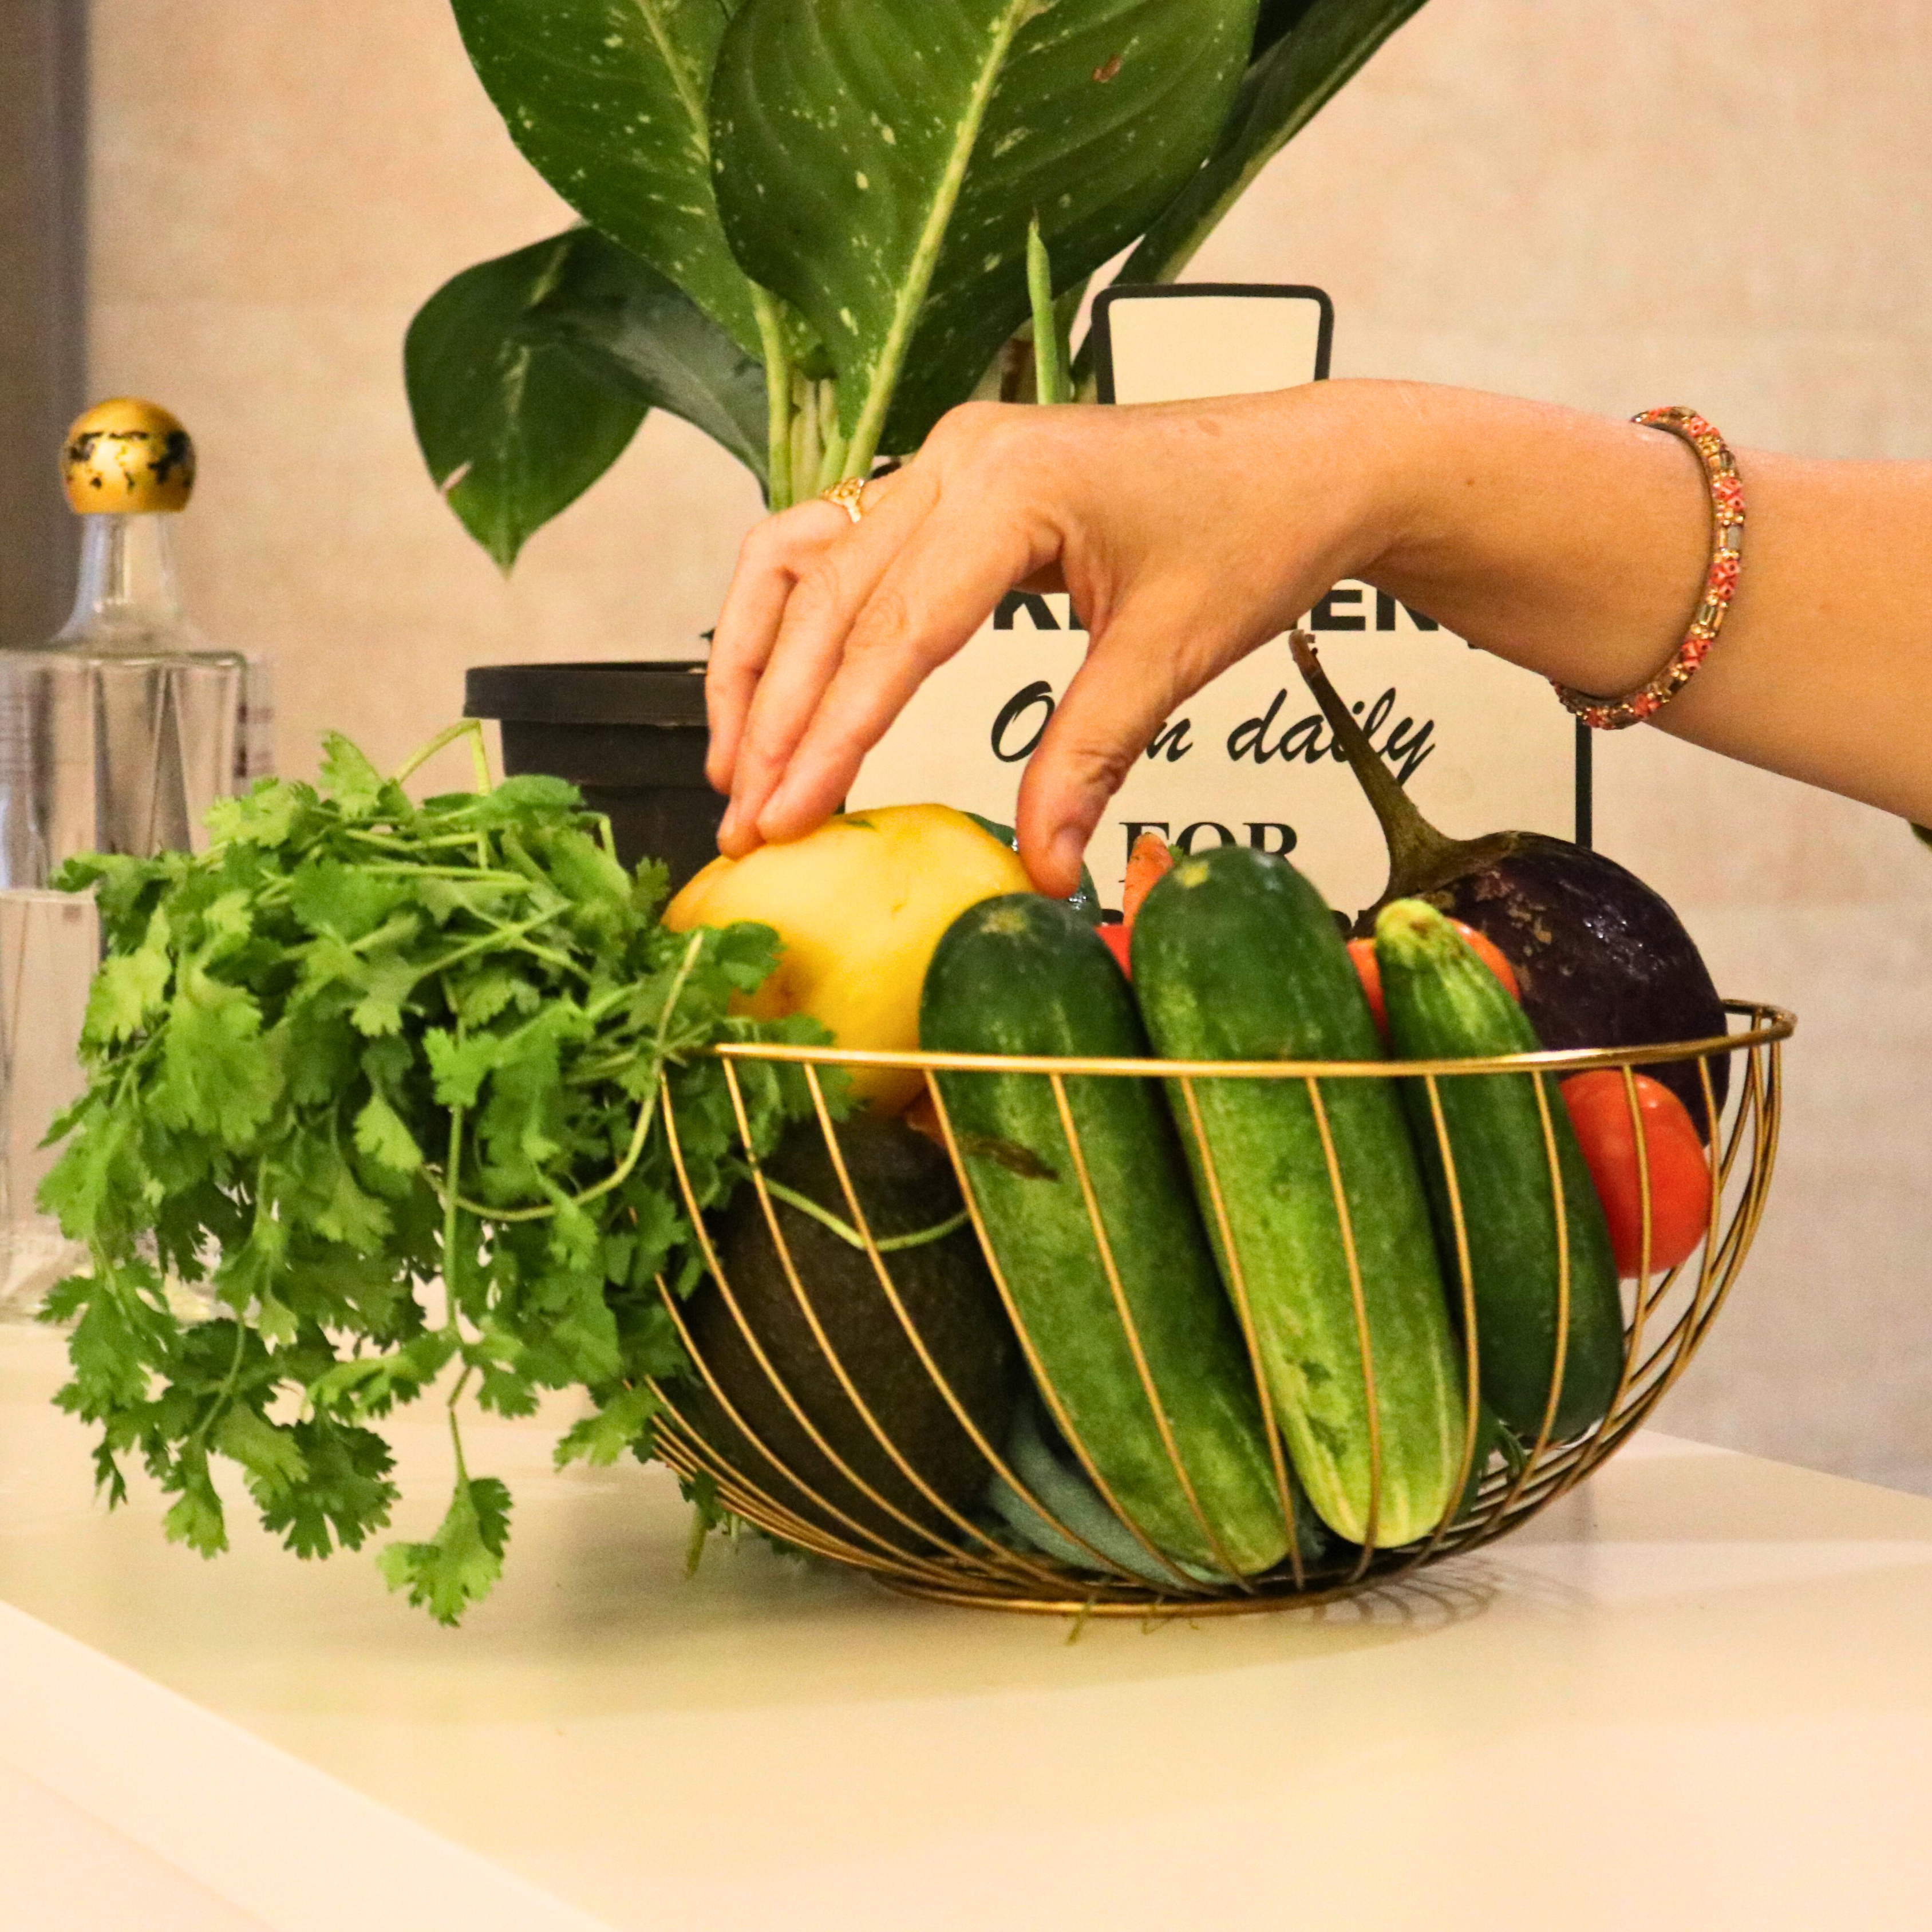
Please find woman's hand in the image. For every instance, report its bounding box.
[706,384,1393,898]
[707,377,1932,886]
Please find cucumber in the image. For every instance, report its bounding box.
[986,1402,1230,1588]
[965,812,1103,923]
[1131,847,1465,1547]
[988,1400,1329,1586]
[919,894,1291,1577]
[1374,899,1626,1441]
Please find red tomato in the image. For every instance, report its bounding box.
[1100,923,1133,974]
[1350,920,1519,1044]
[1560,1070,1712,1277]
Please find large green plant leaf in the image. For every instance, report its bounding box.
[1251,0,1319,60]
[449,0,762,358]
[710,0,1257,465]
[405,232,647,572]
[1113,0,1430,287]
[528,228,769,484]
[406,227,771,568]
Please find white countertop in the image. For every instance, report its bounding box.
[4,1320,1931,1930]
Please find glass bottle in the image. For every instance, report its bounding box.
[0,398,272,1315]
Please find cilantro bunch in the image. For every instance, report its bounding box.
[41,725,826,1623]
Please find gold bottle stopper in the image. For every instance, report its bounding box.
[62,397,196,513]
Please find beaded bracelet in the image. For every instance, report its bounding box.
[1555,405,1745,730]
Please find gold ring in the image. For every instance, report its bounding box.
[820,475,867,524]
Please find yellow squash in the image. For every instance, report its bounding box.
[663,804,1033,1113]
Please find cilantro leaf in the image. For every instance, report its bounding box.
[555,1384,661,1469]
[43,726,821,1625]
[318,733,387,812]
[289,863,414,943]
[354,1092,423,1174]
[163,1459,230,1558]
[214,1404,310,1500]
[378,1475,512,1626]
[258,1417,397,1558]
[82,926,171,1045]
[155,970,281,1142]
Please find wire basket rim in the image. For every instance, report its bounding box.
[660,1002,1787,1615]
[706,997,1792,1081]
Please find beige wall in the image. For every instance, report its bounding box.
[90,1,1932,1487]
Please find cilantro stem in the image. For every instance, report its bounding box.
[434,931,708,1223]
[442,1098,467,1310]
[446,1365,475,1483]
[189,1314,251,1458]
[350,865,538,884]
[392,718,493,790]
[758,1180,970,1255]
[345,829,496,851]
[425,910,580,981]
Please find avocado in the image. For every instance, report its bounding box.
[677,1115,1021,1556]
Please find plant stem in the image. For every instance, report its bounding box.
[812,382,848,493]
[1026,218,1070,406]
[750,290,795,509]
[350,864,536,885]
[189,1309,251,1459]
[1289,630,1465,906]
[393,718,491,789]
[424,909,582,982]
[436,930,708,1223]
[445,1364,476,1486]
[683,1504,711,1577]
[761,1179,969,1254]
[442,1097,468,1312]
[790,369,818,505]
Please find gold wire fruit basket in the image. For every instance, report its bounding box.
[645,1000,1792,1617]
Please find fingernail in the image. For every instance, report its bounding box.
[717,803,740,849]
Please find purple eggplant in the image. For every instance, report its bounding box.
[1292,634,1728,1128]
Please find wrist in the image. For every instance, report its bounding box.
[1340,384,1714,696]
[1287,378,1442,590]
[1335,380,1485,590]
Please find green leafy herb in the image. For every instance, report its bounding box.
[40,721,832,1625]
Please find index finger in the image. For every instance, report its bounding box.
[749,471,1062,846]
[705,499,854,792]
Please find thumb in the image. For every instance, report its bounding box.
[1013,609,1223,899]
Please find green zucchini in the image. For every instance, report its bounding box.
[1374,899,1625,1441]
[919,894,1290,1577]
[1131,847,1465,1547]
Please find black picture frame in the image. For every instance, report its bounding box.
[1089,282,1336,403]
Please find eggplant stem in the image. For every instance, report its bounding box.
[1290,630,1506,923]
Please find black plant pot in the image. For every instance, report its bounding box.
[465,661,722,891]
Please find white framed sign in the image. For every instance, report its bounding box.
[853,285,1588,919]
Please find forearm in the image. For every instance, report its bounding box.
[1351,382,1932,824]
[704,379,1930,899]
